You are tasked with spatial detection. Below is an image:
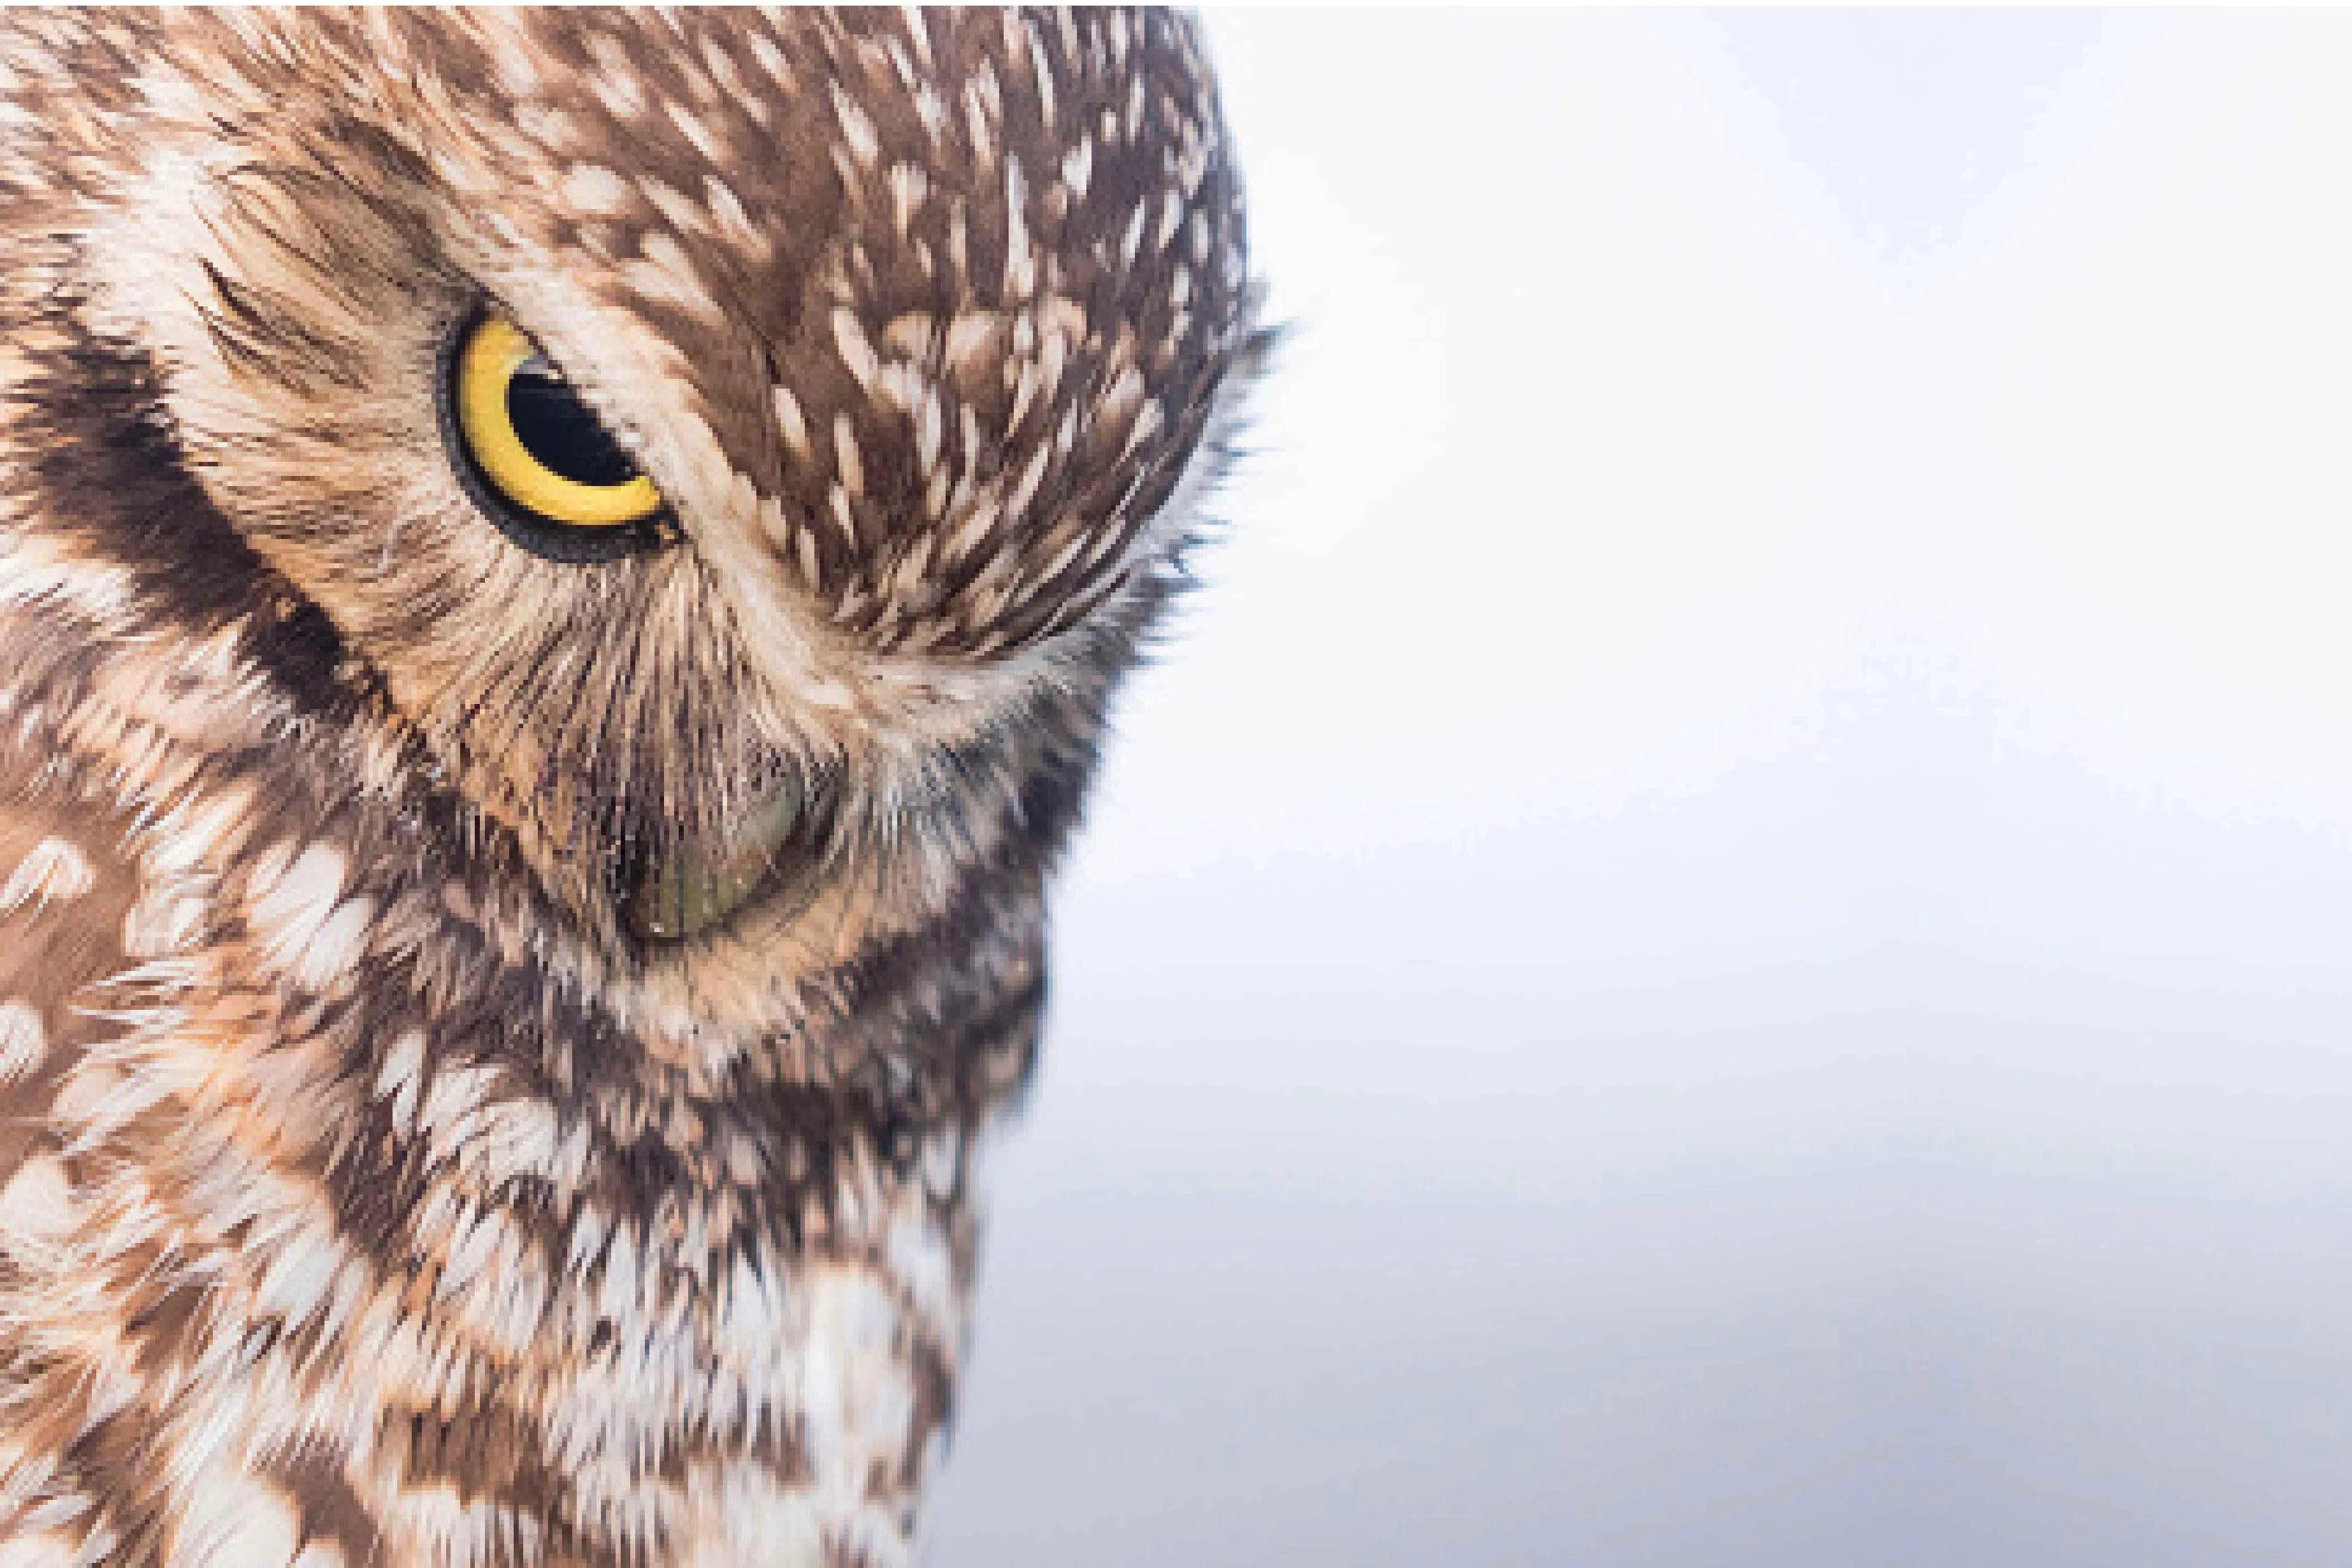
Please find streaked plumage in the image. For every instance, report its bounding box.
[0,10,1253,1563]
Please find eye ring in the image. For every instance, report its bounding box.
[438,309,672,562]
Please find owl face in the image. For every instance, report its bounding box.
[24,9,1251,1067]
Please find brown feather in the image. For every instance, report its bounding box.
[0,9,1255,1565]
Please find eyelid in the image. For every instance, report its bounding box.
[454,316,661,528]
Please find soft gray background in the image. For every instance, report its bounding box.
[928,12,2352,1565]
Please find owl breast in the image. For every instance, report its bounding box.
[0,563,1021,1565]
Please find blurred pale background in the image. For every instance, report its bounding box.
[928,12,2352,1565]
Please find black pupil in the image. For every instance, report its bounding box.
[507,354,640,488]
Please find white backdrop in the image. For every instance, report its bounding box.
[929,14,2352,1564]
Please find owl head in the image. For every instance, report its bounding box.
[2,10,1254,1077]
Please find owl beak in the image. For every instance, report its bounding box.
[625,774,818,943]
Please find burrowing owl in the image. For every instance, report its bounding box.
[0,10,1253,1563]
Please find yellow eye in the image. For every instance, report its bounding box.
[450,314,662,530]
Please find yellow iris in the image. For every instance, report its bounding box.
[453,316,661,528]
